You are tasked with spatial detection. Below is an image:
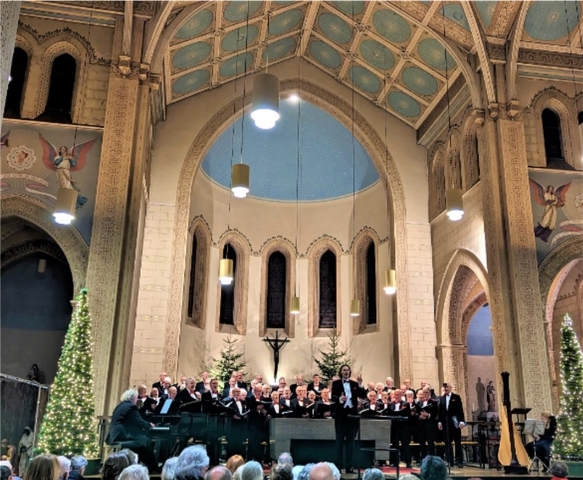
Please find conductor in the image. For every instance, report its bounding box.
[107,389,157,471]
[331,365,366,473]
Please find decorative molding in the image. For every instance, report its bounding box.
[518,48,583,70]
[1,238,67,268]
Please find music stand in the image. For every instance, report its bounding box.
[524,419,546,474]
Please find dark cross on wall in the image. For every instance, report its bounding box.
[263,331,290,382]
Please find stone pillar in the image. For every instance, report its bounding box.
[496,117,553,415]
[0,0,20,127]
[86,71,140,416]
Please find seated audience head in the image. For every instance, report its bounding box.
[420,456,447,480]
[277,452,293,467]
[175,446,209,480]
[239,462,262,480]
[70,456,88,476]
[119,450,139,466]
[297,464,315,480]
[271,464,292,480]
[162,458,178,480]
[25,455,59,480]
[1,466,12,480]
[308,463,333,480]
[398,475,420,480]
[225,456,244,474]
[121,389,138,404]
[118,465,148,480]
[101,454,131,480]
[362,469,384,480]
[549,462,569,479]
[204,466,231,480]
[325,463,339,480]
[57,456,71,480]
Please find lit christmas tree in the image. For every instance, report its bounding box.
[554,313,583,459]
[211,336,247,383]
[314,330,352,383]
[37,288,99,457]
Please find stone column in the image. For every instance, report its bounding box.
[86,70,140,416]
[0,0,20,127]
[496,117,553,415]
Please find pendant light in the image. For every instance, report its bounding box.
[290,58,302,315]
[251,9,279,129]
[53,188,78,225]
[218,257,234,286]
[383,268,397,295]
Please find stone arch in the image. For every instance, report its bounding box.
[215,230,250,336]
[307,236,343,338]
[185,216,211,329]
[446,129,462,190]
[163,79,413,379]
[352,228,380,335]
[33,39,88,121]
[0,195,88,292]
[259,238,297,338]
[460,110,480,191]
[14,33,33,57]
[531,87,580,170]
[430,145,446,220]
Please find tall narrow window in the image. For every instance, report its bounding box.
[219,244,236,325]
[5,48,28,119]
[38,54,76,123]
[319,250,337,329]
[365,243,377,325]
[542,108,564,163]
[187,233,198,318]
[474,134,481,181]
[266,251,286,329]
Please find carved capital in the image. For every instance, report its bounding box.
[139,63,150,81]
[472,109,485,125]
[488,102,499,119]
[149,73,161,90]
[506,99,521,118]
[117,55,132,76]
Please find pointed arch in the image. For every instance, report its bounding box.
[186,217,211,328]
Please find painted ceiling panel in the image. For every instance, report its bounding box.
[359,39,397,72]
[219,52,256,78]
[387,90,422,119]
[523,0,581,42]
[415,36,457,73]
[475,1,497,29]
[269,8,304,37]
[223,1,264,24]
[316,11,354,45]
[174,8,214,41]
[331,1,365,17]
[171,41,212,71]
[172,68,211,95]
[263,36,297,62]
[307,38,343,71]
[200,99,380,202]
[348,65,382,94]
[400,65,439,97]
[371,8,413,47]
[441,3,470,31]
[221,24,260,52]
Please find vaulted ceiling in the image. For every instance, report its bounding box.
[164,0,583,128]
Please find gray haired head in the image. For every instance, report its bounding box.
[549,462,569,479]
[420,456,447,480]
[277,452,293,467]
[119,465,149,480]
[297,464,315,480]
[121,389,138,402]
[239,461,263,480]
[162,457,179,480]
[204,466,232,480]
[362,469,384,480]
[70,456,88,473]
[175,445,210,480]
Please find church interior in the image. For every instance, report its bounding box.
[1,0,583,439]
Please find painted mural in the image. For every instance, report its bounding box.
[0,122,102,243]
[529,168,583,264]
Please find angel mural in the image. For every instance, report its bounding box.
[529,178,572,243]
[39,133,96,209]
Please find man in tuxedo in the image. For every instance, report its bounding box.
[227,387,248,457]
[416,388,437,460]
[152,371,167,395]
[331,364,366,473]
[201,379,222,411]
[308,374,327,397]
[437,382,466,467]
[387,388,412,468]
[178,377,202,412]
[195,372,210,394]
[290,374,305,398]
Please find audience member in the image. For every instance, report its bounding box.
[296,464,315,480]
[204,466,231,480]
[119,465,148,480]
[161,458,178,480]
[239,462,262,480]
[57,457,70,480]
[101,453,131,480]
[398,475,420,480]
[174,446,209,480]
[550,462,569,480]
[224,456,244,475]
[232,466,243,480]
[362,469,384,480]
[24,455,59,480]
[308,463,333,480]
[277,453,293,467]
[119,450,139,466]
[270,464,292,480]
[325,464,339,480]
[69,457,88,480]
[420,456,447,480]
[1,466,12,480]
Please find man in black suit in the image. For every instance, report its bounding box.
[437,382,466,467]
[331,364,365,473]
[177,377,202,413]
[152,371,167,396]
[416,387,438,460]
[289,374,305,398]
[107,389,157,471]
[195,372,210,394]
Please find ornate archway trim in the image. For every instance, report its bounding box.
[539,236,583,307]
[0,195,88,292]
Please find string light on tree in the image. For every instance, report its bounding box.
[37,288,99,457]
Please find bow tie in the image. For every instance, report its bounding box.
[343,380,350,384]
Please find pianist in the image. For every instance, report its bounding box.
[107,389,157,472]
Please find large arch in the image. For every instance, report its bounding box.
[162,79,413,379]
[0,195,89,292]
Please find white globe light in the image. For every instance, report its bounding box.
[53,212,74,225]
[251,109,280,129]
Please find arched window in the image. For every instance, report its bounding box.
[365,243,377,325]
[187,233,198,318]
[5,47,28,119]
[542,108,564,164]
[266,251,286,329]
[319,250,337,329]
[219,244,236,325]
[38,54,76,123]
[474,134,480,181]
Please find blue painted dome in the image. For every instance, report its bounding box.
[200,100,380,202]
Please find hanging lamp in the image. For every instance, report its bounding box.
[53,188,77,225]
[231,163,250,198]
[446,188,464,221]
[350,298,361,317]
[218,257,234,286]
[383,269,397,295]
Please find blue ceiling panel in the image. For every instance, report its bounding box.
[219,53,255,78]
[223,1,263,23]
[263,37,297,62]
[372,9,412,45]
[475,1,497,29]
[269,9,304,36]
[417,37,456,72]
[401,66,438,97]
[172,42,212,70]
[173,69,211,95]
[441,4,470,31]
[359,39,396,71]
[175,9,213,40]
[221,25,259,52]
[309,40,342,69]
[387,90,421,118]
[349,66,381,94]
[200,100,380,202]
[524,0,579,41]
[318,12,354,44]
[331,1,365,16]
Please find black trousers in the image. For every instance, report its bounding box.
[418,420,436,458]
[442,420,463,465]
[119,436,157,471]
[334,412,358,469]
[390,423,411,466]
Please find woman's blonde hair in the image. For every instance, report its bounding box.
[24,454,59,480]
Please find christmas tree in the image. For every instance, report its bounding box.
[314,330,352,383]
[554,313,583,459]
[210,336,247,383]
[37,288,99,457]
